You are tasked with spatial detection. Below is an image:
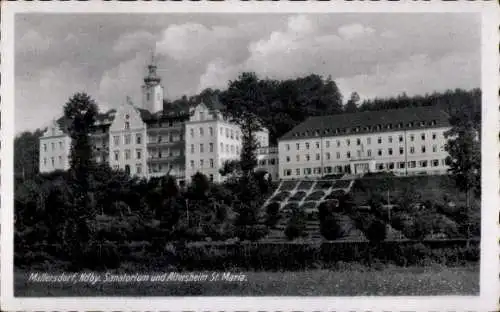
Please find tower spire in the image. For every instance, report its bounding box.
[144,49,160,86]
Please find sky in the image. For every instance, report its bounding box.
[15,13,480,134]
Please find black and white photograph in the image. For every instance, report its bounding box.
[1,2,498,311]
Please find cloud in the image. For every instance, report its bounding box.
[16,29,51,54]
[113,31,156,54]
[338,23,375,40]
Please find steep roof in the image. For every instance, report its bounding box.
[279,106,450,141]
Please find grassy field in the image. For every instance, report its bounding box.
[15,264,479,296]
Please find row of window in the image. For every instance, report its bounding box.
[285,145,444,163]
[42,156,63,167]
[113,149,142,161]
[189,159,215,169]
[151,149,182,159]
[190,143,240,155]
[113,164,143,175]
[42,141,64,152]
[189,126,241,141]
[114,134,142,146]
[284,132,442,151]
[258,158,279,166]
[282,159,447,176]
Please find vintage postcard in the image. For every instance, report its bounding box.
[1,1,499,311]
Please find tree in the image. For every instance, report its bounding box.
[62,92,99,268]
[14,130,44,182]
[284,209,307,240]
[344,92,360,113]
[318,201,344,240]
[221,72,266,175]
[444,112,481,209]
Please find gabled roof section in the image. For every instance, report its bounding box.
[279,106,451,141]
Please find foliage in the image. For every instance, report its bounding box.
[285,209,307,240]
[318,202,344,240]
[14,130,44,182]
[265,202,281,228]
[344,92,360,113]
[364,219,387,243]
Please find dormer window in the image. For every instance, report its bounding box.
[354,127,360,133]
[125,122,130,130]
[397,122,403,128]
[386,124,392,129]
[430,120,436,126]
[125,114,130,119]
[408,122,414,127]
[419,121,425,127]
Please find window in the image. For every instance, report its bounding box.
[420,160,428,168]
[43,158,47,165]
[125,149,131,160]
[337,140,340,147]
[356,138,361,146]
[190,160,195,168]
[326,152,331,160]
[346,139,350,146]
[408,161,416,168]
[315,142,320,149]
[199,112,205,121]
[421,146,426,153]
[59,141,63,149]
[146,93,150,101]
[113,136,119,145]
[220,143,223,151]
[399,135,403,142]
[209,143,214,153]
[43,144,47,152]
[316,153,320,160]
[51,157,54,166]
[399,147,404,155]
[410,146,415,154]
[157,136,162,143]
[286,156,290,162]
[199,127,204,136]
[367,149,372,157]
[52,142,55,151]
[136,149,142,159]
[410,134,414,142]
[296,155,300,162]
[225,128,229,138]
[377,163,384,170]
[432,133,437,140]
[388,136,393,143]
[388,148,393,155]
[200,159,204,168]
[125,122,130,130]
[58,156,62,164]
[114,151,119,161]
[136,134,142,144]
[432,145,437,152]
[208,127,213,136]
[209,174,214,182]
[367,137,371,145]
[347,151,351,158]
[306,154,310,161]
[421,133,425,140]
[190,144,195,154]
[210,159,214,168]
[158,151,162,158]
[304,168,312,175]
[230,130,234,139]
[286,144,290,151]
[388,162,395,170]
[431,159,439,167]
[325,141,330,148]
[270,158,276,165]
[231,145,235,153]
[377,149,382,156]
[220,128,223,135]
[136,165,142,174]
[296,143,300,150]
[314,167,322,174]
[226,144,229,153]
[284,169,292,176]
[398,161,405,169]
[336,152,340,159]
[236,146,239,154]
[306,143,310,149]
[125,134,131,144]
[295,168,300,176]
[200,144,204,153]
[377,137,382,144]
[357,150,361,157]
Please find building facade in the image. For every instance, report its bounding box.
[256,146,280,181]
[184,100,270,183]
[39,119,72,173]
[278,106,451,180]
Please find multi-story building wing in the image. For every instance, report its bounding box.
[278,106,451,180]
[91,109,115,164]
[39,119,72,173]
[185,98,270,183]
[143,104,190,184]
[256,146,280,181]
[108,98,149,177]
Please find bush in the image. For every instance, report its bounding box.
[80,240,121,270]
[265,202,281,228]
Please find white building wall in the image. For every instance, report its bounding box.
[39,121,71,173]
[142,84,164,113]
[108,103,148,178]
[278,126,450,180]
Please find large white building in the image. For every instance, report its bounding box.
[38,57,270,185]
[277,106,451,180]
[185,99,269,183]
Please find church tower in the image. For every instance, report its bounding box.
[141,53,164,113]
